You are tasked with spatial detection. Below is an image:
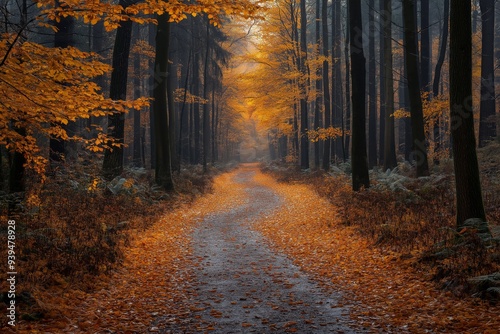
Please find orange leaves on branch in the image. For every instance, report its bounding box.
[0,37,149,173]
[307,126,343,142]
[35,0,265,31]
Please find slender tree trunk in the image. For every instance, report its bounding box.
[378,0,386,165]
[333,0,344,161]
[344,5,351,160]
[299,0,309,169]
[383,0,397,170]
[420,0,430,92]
[478,0,496,147]
[103,0,135,180]
[153,13,174,191]
[179,49,192,166]
[202,21,211,172]
[193,40,201,164]
[50,4,74,163]
[349,0,370,191]
[133,24,142,167]
[368,0,377,168]
[432,0,449,160]
[149,22,156,169]
[402,0,430,177]
[314,0,321,169]
[321,0,331,171]
[449,0,486,226]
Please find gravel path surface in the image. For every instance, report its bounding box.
[189,166,358,333]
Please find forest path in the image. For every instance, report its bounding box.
[186,164,357,333]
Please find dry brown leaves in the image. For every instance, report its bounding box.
[7,172,246,333]
[252,170,500,333]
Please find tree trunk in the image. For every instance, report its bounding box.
[50,6,74,163]
[321,0,331,171]
[368,0,377,168]
[103,0,135,180]
[192,24,201,165]
[314,0,321,169]
[333,0,344,161]
[299,0,309,169]
[343,4,351,161]
[402,0,430,177]
[478,0,496,147]
[349,0,370,191]
[432,0,449,159]
[383,0,397,170]
[202,21,211,172]
[449,0,486,226]
[378,0,386,165]
[420,0,430,92]
[133,24,142,167]
[149,22,156,169]
[153,13,174,191]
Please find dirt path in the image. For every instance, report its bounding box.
[187,165,357,333]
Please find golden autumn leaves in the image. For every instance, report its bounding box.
[2,0,262,175]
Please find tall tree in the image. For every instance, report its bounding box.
[420,0,431,92]
[332,0,344,161]
[449,0,486,225]
[314,0,321,169]
[132,24,142,167]
[349,0,369,190]
[367,0,377,168]
[50,1,74,163]
[478,0,496,147]
[202,20,211,172]
[432,0,449,158]
[153,13,174,191]
[378,0,386,165]
[102,0,135,180]
[321,0,331,171]
[299,0,309,169]
[383,0,397,170]
[402,0,430,177]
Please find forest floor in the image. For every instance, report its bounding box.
[5,163,500,333]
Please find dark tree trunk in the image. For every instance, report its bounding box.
[378,0,386,165]
[202,21,211,172]
[368,0,377,168]
[420,0,430,92]
[103,0,135,180]
[478,0,496,147]
[192,25,201,165]
[432,0,449,160]
[50,7,74,163]
[299,0,309,169]
[343,4,351,160]
[383,0,397,170]
[449,0,486,225]
[149,22,156,169]
[314,0,321,169]
[349,0,370,190]
[402,0,430,177]
[333,0,344,161]
[321,0,331,171]
[133,24,142,167]
[153,13,174,191]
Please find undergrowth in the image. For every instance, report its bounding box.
[262,144,500,298]
[0,159,217,321]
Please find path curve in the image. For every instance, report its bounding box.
[189,165,357,333]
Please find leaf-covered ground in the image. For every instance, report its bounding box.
[6,163,499,333]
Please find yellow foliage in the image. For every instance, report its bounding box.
[0,36,149,173]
